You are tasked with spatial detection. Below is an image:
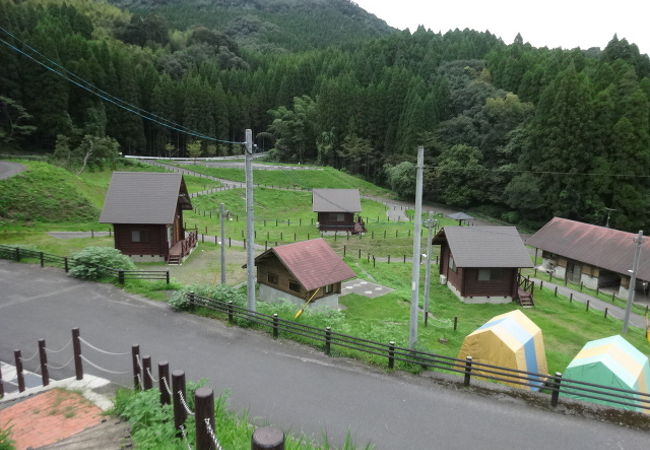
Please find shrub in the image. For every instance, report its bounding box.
[169,284,245,311]
[69,246,135,280]
[0,424,15,450]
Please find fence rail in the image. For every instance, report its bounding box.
[187,292,650,414]
[0,245,169,284]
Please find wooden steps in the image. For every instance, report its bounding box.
[518,288,534,308]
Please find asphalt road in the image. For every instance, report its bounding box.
[0,161,26,179]
[0,261,647,449]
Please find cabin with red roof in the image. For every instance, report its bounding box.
[527,217,650,298]
[251,238,356,309]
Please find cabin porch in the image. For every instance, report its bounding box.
[167,231,198,265]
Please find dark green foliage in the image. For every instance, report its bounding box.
[169,283,245,311]
[69,246,136,280]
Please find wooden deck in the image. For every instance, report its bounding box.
[167,232,197,264]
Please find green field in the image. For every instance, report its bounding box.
[176,164,393,197]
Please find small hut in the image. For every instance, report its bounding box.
[458,310,548,391]
[447,212,474,226]
[312,189,365,234]
[99,172,196,263]
[433,226,533,304]
[562,335,650,414]
[250,238,356,309]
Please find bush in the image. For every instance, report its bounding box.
[169,284,245,311]
[69,246,136,280]
[0,425,15,450]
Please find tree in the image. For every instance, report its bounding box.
[384,161,416,199]
[0,96,36,144]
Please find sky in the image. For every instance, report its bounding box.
[353,0,649,55]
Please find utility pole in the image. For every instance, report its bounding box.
[409,147,424,349]
[245,129,256,311]
[219,202,226,285]
[622,230,643,334]
[423,211,437,327]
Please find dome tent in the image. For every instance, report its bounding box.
[457,310,548,391]
[562,335,650,414]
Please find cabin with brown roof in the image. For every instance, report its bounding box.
[527,217,650,298]
[99,172,196,264]
[251,238,356,309]
[312,189,365,234]
[433,226,534,305]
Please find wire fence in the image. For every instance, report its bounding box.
[186,292,650,414]
[0,244,170,284]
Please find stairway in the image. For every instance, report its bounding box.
[39,417,131,450]
[517,288,534,308]
[167,254,181,265]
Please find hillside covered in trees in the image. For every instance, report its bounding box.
[1,0,649,231]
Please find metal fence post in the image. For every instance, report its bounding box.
[166,271,170,284]
[14,247,20,262]
[228,301,234,323]
[132,345,141,390]
[586,300,590,312]
[252,427,285,450]
[324,327,332,356]
[72,328,83,380]
[118,270,125,285]
[195,387,215,450]
[388,341,395,370]
[64,257,69,272]
[159,361,170,405]
[272,314,279,339]
[172,370,187,436]
[550,372,562,407]
[39,339,49,386]
[143,355,153,390]
[14,350,25,392]
[463,356,473,387]
[39,251,44,267]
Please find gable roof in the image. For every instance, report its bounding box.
[254,238,356,291]
[432,226,532,268]
[447,212,474,221]
[99,172,191,225]
[526,217,650,280]
[312,189,361,213]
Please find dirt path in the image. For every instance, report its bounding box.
[0,161,26,179]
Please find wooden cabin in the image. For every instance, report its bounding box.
[250,238,356,309]
[312,189,365,234]
[433,226,534,305]
[99,172,196,264]
[527,217,650,299]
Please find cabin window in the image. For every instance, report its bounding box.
[449,255,457,272]
[289,280,301,292]
[325,284,334,294]
[478,269,505,281]
[267,273,278,284]
[336,213,345,222]
[131,230,149,243]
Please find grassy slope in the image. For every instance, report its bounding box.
[178,164,393,197]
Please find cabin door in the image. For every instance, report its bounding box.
[174,215,182,244]
[566,261,581,284]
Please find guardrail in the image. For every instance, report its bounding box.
[187,292,650,415]
[0,245,169,284]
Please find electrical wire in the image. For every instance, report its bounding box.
[0,32,244,145]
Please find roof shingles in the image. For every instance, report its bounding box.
[259,239,355,291]
[99,172,190,225]
[433,226,532,268]
[312,189,361,213]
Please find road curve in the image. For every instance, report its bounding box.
[0,161,26,179]
[0,261,646,450]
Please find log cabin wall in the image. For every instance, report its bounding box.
[317,212,355,230]
[462,268,517,298]
[114,224,168,257]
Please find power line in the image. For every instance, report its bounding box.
[0,32,244,146]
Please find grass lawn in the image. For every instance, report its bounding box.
[240,259,650,376]
[176,164,393,197]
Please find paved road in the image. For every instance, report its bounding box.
[1,262,648,449]
[0,161,26,179]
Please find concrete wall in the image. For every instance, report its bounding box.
[447,282,512,304]
[259,284,339,310]
[581,273,599,290]
[130,254,165,262]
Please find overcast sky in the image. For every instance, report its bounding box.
[353,0,649,55]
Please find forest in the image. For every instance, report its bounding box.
[1,0,649,231]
